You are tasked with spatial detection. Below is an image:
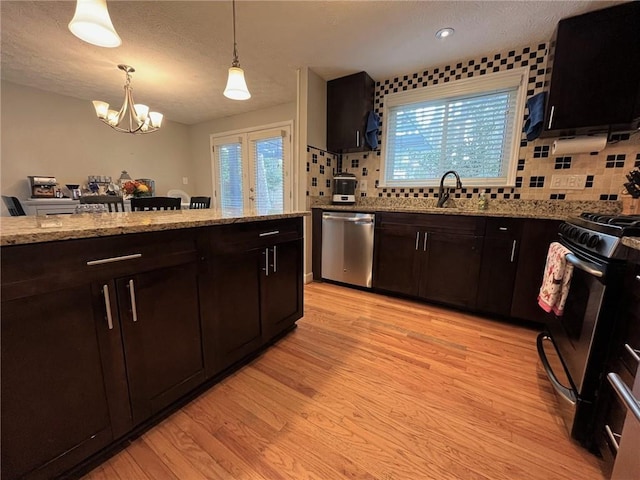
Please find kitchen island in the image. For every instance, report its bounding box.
[1,210,307,480]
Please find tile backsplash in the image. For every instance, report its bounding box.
[308,43,640,204]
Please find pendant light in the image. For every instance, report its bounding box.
[68,0,121,48]
[92,65,163,134]
[223,0,251,100]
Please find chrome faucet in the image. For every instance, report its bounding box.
[437,170,463,207]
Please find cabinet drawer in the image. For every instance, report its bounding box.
[484,217,523,238]
[210,218,302,254]
[1,229,199,301]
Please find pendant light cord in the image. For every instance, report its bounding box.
[231,0,240,67]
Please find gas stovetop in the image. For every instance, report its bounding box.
[560,213,640,259]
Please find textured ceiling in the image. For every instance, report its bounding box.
[0,1,624,125]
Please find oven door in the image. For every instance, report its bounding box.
[546,251,607,396]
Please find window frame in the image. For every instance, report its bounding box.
[380,68,529,188]
[210,121,293,215]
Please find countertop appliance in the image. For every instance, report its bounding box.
[537,213,640,448]
[321,211,374,288]
[28,176,57,198]
[332,173,357,204]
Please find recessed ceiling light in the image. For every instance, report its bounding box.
[435,27,455,40]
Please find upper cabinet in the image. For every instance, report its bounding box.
[542,2,640,137]
[327,71,375,153]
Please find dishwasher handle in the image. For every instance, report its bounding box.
[323,215,374,223]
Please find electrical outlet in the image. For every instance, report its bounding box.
[182,177,189,185]
[551,174,586,190]
[360,180,368,191]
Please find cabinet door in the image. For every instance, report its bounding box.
[373,225,422,296]
[420,233,483,309]
[1,285,116,480]
[117,261,205,425]
[327,72,374,153]
[212,249,263,372]
[511,219,561,322]
[262,240,303,341]
[476,236,519,316]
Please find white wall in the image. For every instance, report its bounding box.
[188,102,297,197]
[1,81,193,212]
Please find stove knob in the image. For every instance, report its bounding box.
[578,232,589,244]
[587,234,600,248]
[569,227,579,240]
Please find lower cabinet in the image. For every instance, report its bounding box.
[1,218,304,480]
[373,212,484,309]
[203,218,304,375]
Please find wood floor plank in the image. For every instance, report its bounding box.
[82,282,605,480]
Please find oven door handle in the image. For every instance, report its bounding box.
[608,373,640,424]
[565,253,604,278]
[536,333,577,405]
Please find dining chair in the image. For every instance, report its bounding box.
[131,196,181,211]
[189,196,211,209]
[80,195,126,212]
[2,196,26,216]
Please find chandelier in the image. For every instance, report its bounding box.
[92,65,163,134]
[68,0,121,48]
[223,0,251,100]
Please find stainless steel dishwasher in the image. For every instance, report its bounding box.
[321,211,375,288]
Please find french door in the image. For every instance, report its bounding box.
[211,123,292,216]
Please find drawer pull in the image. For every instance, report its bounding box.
[87,253,142,266]
[499,227,508,231]
[102,285,114,330]
[604,424,620,452]
[636,275,640,283]
[128,279,139,323]
[259,230,280,237]
[624,343,640,365]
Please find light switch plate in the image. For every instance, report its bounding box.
[551,174,587,190]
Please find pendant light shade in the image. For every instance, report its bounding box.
[68,0,121,48]
[223,0,251,100]
[224,67,251,100]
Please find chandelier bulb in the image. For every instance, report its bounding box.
[68,0,121,48]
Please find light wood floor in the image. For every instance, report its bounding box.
[84,282,605,480]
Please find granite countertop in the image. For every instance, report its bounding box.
[622,237,640,252]
[0,210,309,246]
[310,198,622,221]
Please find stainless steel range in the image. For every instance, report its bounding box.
[537,213,640,449]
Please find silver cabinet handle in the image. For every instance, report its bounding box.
[608,373,640,424]
[356,130,360,147]
[415,232,420,251]
[624,343,640,365]
[259,230,280,237]
[273,245,277,273]
[604,424,620,452]
[423,232,428,252]
[499,227,508,231]
[102,284,114,330]
[510,240,517,263]
[636,275,640,283]
[548,105,555,129]
[565,253,604,278]
[264,248,269,276]
[128,279,139,323]
[323,216,372,222]
[87,253,142,266]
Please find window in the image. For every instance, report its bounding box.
[381,69,528,187]
[211,123,292,216]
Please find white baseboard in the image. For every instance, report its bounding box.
[304,272,314,284]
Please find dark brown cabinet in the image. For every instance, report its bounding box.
[477,218,523,316]
[205,218,304,373]
[1,285,118,480]
[327,71,375,153]
[510,218,561,323]
[542,2,640,136]
[1,229,205,480]
[373,213,484,309]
